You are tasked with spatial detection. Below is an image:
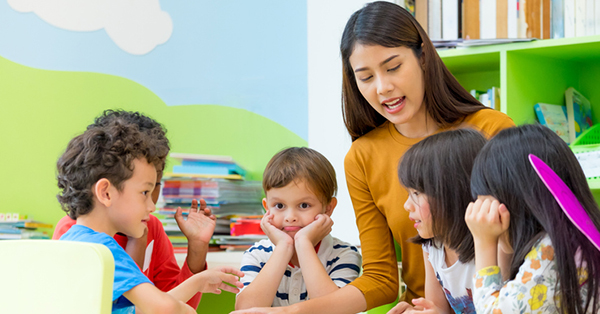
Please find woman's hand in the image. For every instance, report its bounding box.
[387,301,414,314]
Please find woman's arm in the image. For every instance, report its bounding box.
[343,150,399,309]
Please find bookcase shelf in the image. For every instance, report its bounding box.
[439,35,600,126]
[440,36,600,202]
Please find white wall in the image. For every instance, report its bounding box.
[307,0,370,245]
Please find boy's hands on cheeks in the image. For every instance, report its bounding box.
[261,210,294,247]
[294,214,333,247]
[175,199,216,244]
[465,197,510,270]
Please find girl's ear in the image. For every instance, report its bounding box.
[324,197,338,216]
[94,178,112,207]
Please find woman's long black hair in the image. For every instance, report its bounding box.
[471,124,600,313]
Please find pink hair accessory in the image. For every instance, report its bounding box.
[529,154,600,252]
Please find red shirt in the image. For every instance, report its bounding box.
[53,215,202,309]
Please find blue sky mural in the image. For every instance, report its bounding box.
[0,0,308,139]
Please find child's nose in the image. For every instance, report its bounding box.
[147,199,156,213]
[284,211,297,222]
[403,198,413,212]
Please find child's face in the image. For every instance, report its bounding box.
[404,189,433,239]
[107,158,157,238]
[262,179,333,239]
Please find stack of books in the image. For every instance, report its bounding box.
[157,153,266,252]
[0,218,53,240]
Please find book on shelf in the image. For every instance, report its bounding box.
[534,103,570,143]
[0,220,53,229]
[470,87,500,110]
[565,87,593,143]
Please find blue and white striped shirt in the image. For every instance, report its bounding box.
[238,234,362,306]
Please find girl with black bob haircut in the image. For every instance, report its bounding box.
[394,128,503,314]
[466,124,600,313]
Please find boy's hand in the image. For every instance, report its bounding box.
[195,266,244,294]
[261,210,293,247]
[294,214,333,247]
[465,197,510,246]
[175,198,216,244]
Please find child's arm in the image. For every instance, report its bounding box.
[294,214,340,298]
[386,251,450,314]
[470,236,557,314]
[422,251,451,314]
[465,198,510,271]
[175,198,216,273]
[235,211,295,310]
[124,283,196,314]
[168,266,244,302]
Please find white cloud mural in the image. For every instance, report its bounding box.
[7,0,172,55]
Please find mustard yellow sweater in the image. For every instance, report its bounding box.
[344,108,515,309]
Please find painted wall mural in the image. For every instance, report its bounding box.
[0,0,308,230]
[1,0,308,139]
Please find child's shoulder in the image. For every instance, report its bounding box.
[245,238,275,254]
[328,236,360,255]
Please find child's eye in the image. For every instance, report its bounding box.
[274,203,284,209]
[299,203,310,209]
[143,191,149,196]
[388,64,401,72]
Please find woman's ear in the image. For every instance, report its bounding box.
[324,197,338,216]
[94,178,113,207]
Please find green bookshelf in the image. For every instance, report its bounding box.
[439,35,600,202]
[439,35,600,126]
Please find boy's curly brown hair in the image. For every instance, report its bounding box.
[56,117,169,219]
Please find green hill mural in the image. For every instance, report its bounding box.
[0,55,306,233]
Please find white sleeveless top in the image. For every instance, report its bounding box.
[423,242,477,314]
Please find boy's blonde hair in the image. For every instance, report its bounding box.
[263,147,337,205]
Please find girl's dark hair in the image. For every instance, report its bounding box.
[398,128,486,263]
[471,124,600,314]
[56,118,169,219]
[340,1,486,141]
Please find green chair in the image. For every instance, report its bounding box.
[0,240,114,314]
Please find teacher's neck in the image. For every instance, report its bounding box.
[394,113,439,139]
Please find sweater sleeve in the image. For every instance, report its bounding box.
[344,146,399,310]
